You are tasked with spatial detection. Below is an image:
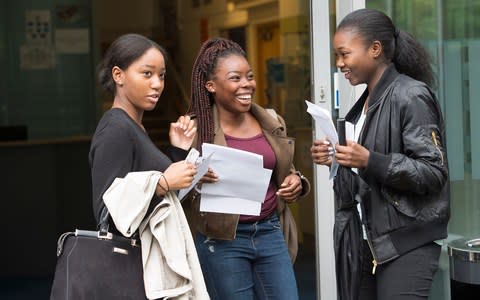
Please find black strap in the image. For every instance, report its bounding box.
[98,205,110,235]
[98,204,140,241]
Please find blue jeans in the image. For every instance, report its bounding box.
[194,214,298,300]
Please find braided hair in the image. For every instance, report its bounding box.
[188,37,246,150]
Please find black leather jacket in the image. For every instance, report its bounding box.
[345,64,450,266]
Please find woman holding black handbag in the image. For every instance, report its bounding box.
[50,33,205,300]
[91,33,198,228]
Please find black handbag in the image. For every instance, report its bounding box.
[50,207,147,300]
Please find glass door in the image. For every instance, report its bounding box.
[359,1,480,298]
[310,1,370,298]
[310,1,336,299]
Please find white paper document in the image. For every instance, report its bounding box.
[305,100,340,179]
[199,143,272,215]
[305,100,338,144]
[178,152,212,201]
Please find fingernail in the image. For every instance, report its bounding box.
[323,140,330,145]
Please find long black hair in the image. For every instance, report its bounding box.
[338,8,435,87]
[97,33,167,96]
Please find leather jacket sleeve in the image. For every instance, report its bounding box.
[364,84,448,196]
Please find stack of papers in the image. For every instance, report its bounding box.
[199,143,272,216]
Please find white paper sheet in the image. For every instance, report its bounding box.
[199,143,273,215]
[305,100,338,144]
[305,100,340,179]
[178,152,212,201]
[200,195,261,216]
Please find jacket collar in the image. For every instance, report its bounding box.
[368,63,399,107]
[345,63,399,123]
[250,103,285,135]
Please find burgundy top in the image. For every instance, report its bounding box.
[224,133,277,222]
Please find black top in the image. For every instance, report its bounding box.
[89,108,187,227]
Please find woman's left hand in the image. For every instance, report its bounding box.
[335,140,370,168]
[199,168,219,184]
[169,115,197,150]
[277,174,302,203]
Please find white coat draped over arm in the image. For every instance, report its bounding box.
[103,171,209,300]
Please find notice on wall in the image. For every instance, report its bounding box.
[22,10,54,69]
[25,10,52,44]
[55,28,89,54]
[20,45,55,69]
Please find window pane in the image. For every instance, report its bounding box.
[367,1,480,298]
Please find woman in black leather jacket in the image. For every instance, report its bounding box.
[311,8,450,300]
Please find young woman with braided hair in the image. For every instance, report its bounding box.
[184,37,310,300]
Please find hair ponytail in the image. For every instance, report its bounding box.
[393,29,435,87]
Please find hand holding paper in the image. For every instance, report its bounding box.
[305,100,339,179]
[305,100,339,145]
[199,143,272,215]
[178,149,212,201]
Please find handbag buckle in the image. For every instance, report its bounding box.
[97,231,113,240]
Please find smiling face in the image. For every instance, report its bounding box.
[206,54,256,114]
[333,28,382,88]
[113,47,166,115]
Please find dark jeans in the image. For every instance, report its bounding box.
[194,214,298,300]
[359,240,441,300]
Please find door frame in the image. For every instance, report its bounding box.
[309,1,364,299]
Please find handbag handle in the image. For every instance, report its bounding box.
[98,204,140,240]
[98,205,110,237]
